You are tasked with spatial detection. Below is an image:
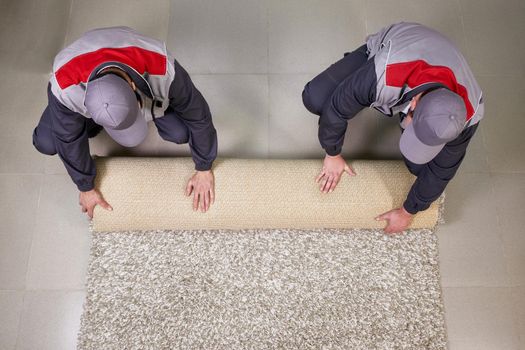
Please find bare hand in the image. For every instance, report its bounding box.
[186,170,215,212]
[316,154,356,193]
[79,189,113,219]
[375,207,413,234]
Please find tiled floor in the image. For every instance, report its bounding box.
[0,0,524,349]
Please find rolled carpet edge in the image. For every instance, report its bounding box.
[92,157,442,232]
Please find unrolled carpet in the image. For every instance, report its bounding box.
[78,229,446,349]
[79,158,447,349]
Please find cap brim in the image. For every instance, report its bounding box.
[399,121,445,164]
[104,109,148,147]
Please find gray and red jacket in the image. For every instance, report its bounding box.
[318,22,484,214]
[48,27,217,191]
[367,22,483,126]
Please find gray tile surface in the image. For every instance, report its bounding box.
[0,0,70,72]
[0,291,24,350]
[442,287,520,350]
[0,0,524,348]
[17,290,85,350]
[268,0,366,74]
[0,69,50,174]
[458,122,488,173]
[0,175,41,289]
[192,74,270,157]
[268,74,324,158]
[477,76,525,173]
[168,0,268,74]
[492,173,525,286]
[0,234,33,291]
[365,0,467,51]
[512,287,525,349]
[438,172,509,287]
[460,0,525,77]
[25,175,91,290]
[65,0,170,45]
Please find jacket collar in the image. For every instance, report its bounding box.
[87,62,154,99]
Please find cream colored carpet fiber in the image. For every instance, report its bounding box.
[79,158,447,349]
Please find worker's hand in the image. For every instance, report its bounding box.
[79,189,113,219]
[316,154,356,193]
[375,207,413,234]
[186,170,215,213]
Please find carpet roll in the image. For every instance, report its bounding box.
[92,158,440,232]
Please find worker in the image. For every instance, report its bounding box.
[32,27,217,218]
[302,22,483,233]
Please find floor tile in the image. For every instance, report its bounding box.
[460,0,525,77]
[168,0,268,74]
[269,74,402,159]
[268,0,366,74]
[476,76,525,173]
[0,291,24,350]
[268,74,325,158]
[511,287,525,349]
[0,234,33,291]
[188,74,269,158]
[0,175,41,289]
[355,108,402,160]
[44,157,68,175]
[155,138,192,158]
[443,287,520,350]
[26,175,91,290]
[458,122,488,173]
[17,290,85,350]
[89,123,162,157]
[0,175,41,236]
[365,0,467,52]
[0,69,51,174]
[85,123,190,159]
[491,173,525,286]
[0,0,70,73]
[437,172,509,287]
[65,0,170,45]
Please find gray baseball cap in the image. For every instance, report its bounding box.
[84,74,147,147]
[400,88,467,164]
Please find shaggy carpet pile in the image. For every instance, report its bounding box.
[78,228,446,349]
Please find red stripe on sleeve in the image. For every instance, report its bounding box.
[55,46,167,89]
[386,60,474,120]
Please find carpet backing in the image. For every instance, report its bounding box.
[92,158,440,232]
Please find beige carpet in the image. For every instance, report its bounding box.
[79,158,447,349]
[92,158,440,232]
[78,229,446,349]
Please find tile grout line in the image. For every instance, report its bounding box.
[62,0,76,47]
[14,0,76,344]
[363,0,368,35]
[266,1,271,157]
[13,289,28,350]
[442,286,516,290]
[13,173,46,349]
[487,171,514,288]
[467,0,490,178]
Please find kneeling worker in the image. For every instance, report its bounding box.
[302,22,483,233]
[33,27,218,217]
